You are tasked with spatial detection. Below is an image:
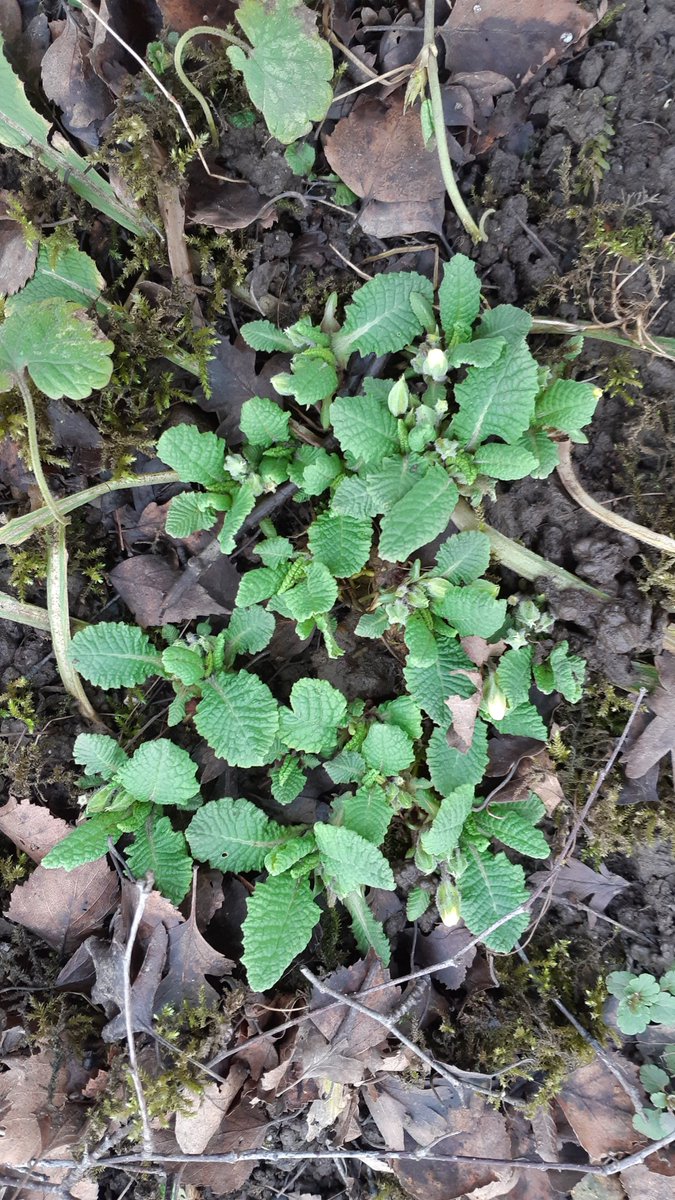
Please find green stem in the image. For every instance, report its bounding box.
[15,371,67,527]
[45,522,101,724]
[530,317,675,362]
[1,470,180,548]
[422,0,485,244]
[451,499,607,598]
[0,589,86,634]
[173,25,250,146]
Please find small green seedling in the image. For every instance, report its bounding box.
[635,1049,675,1139]
[607,968,675,1034]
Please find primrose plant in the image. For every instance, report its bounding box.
[52,254,603,991]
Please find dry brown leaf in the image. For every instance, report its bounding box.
[89,921,168,1041]
[308,955,401,1057]
[157,0,236,34]
[412,922,477,990]
[446,668,482,753]
[157,1097,268,1196]
[529,860,629,926]
[623,654,675,780]
[572,1177,626,1200]
[41,15,112,144]
[0,191,38,297]
[0,795,72,862]
[0,1050,73,1167]
[153,884,233,1011]
[109,554,231,626]
[557,1058,645,1161]
[188,180,267,232]
[620,1165,674,1199]
[0,0,21,45]
[367,1077,512,1200]
[197,335,287,446]
[6,860,119,955]
[358,196,445,239]
[175,1063,247,1154]
[325,96,444,204]
[440,0,601,90]
[119,876,185,948]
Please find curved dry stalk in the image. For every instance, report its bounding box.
[422,0,486,243]
[15,372,67,527]
[556,440,675,556]
[173,25,250,146]
[45,523,100,724]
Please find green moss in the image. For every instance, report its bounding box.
[0,678,37,731]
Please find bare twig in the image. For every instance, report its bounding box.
[124,879,154,1156]
[31,1128,675,1176]
[557,440,675,555]
[301,966,495,1094]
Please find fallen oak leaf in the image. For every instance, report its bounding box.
[174,1062,247,1154]
[41,14,113,146]
[529,859,629,926]
[109,553,232,626]
[440,0,603,90]
[557,1057,645,1161]
[0,795,72,862]
[622,653,675,781]
[153,873,233,1011]
[5,858,119,956]
[0,190,38,296]
[88,920,168,1041]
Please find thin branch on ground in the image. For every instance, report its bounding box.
[29,1126,675,1177]
[557,440,675,555]
[124,878,155,1156]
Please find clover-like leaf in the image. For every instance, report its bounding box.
[228,0,334,144]
[0,298,113,399]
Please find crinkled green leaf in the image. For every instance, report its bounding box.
[533,641,585,703]
[315,823,394,898]
[421,786,474,859]
[434,531,491,584]
[324,749,367,784]
[116,740,199,807]
[273,354,338,405]
[265,834,315,876]
[165,491,217,539]
[127,814,193,905]
[242,874,321,991]
[426,719,489,792]
[404,612,438,667]
[237,565,286,607]
[308,512,373,577]
[73,733,127,781]
[343,891,390,964]
[406,886,431,921]
[458,848,529,952]
[451,340,539,449]
[42,811,123,870]
[161,643,205,686]
[340,785,392,846]
[71,622,161,688]
[447,338,505,369]
[379,465,459,563]
[228,0,334,144]
[476,304,532,346]
[364,456,424,512]
[471,795,549,859]
[222,605,275,659]
[157,425,227,488]
[270,755,307,805]
[496,647,532,707]
[516,428,560,479]
[438,254,481,343]
[240,319,295,352]
[279,678,347,753]
[362,722,415,775]
[218,482,256,554]
[256,535,295,568]
[404,639,475,727]
[334,272,434,358]
[355,610,389,640]
[240,395,290,447]
[379,696,423,741]
[332,475,379,518]
[0,298,113,399]
[493,702,546,740]
[7,242,103,314]
[474,442,538,481]
[535,378,600,439]
[330,393,399,467]
[284,561,338,621]
[432,584,506,639]
[195,670,279,767]
[187,797,285,872]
